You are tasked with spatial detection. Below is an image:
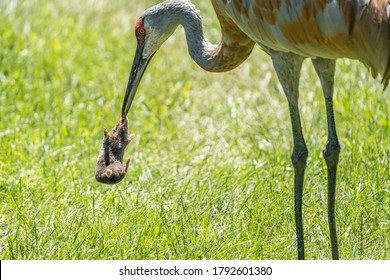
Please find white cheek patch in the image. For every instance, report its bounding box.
[143,35,154,58]
[143,22,176,58]
[143,26,161,58]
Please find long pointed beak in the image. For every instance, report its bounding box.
[121,45,155,117]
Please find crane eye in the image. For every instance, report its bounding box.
[137,27,145,36]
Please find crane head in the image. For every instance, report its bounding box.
[121,2,179,117]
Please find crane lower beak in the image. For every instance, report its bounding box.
[121,45,155,117]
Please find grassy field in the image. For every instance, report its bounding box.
[0,0,389,260]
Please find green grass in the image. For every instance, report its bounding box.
[0,0,389,260]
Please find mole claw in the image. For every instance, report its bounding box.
[124,158,131,172]
[104,127,110,139]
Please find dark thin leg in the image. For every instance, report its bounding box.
[312,58,340,260]
[272,52,307,260]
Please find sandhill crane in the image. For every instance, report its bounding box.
[120,0,390,260]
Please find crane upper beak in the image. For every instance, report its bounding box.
[121,44,155,117]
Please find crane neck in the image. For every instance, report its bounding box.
[172,0,254,72]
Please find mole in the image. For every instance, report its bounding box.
[95,117,134,184]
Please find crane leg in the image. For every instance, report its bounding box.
[312,58,340,260]
[271,52,306,260]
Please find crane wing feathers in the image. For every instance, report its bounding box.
[215,0,390,86]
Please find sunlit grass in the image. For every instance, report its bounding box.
[0,0,389,260]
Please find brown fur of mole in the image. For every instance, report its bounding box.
[95,117,134,184]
